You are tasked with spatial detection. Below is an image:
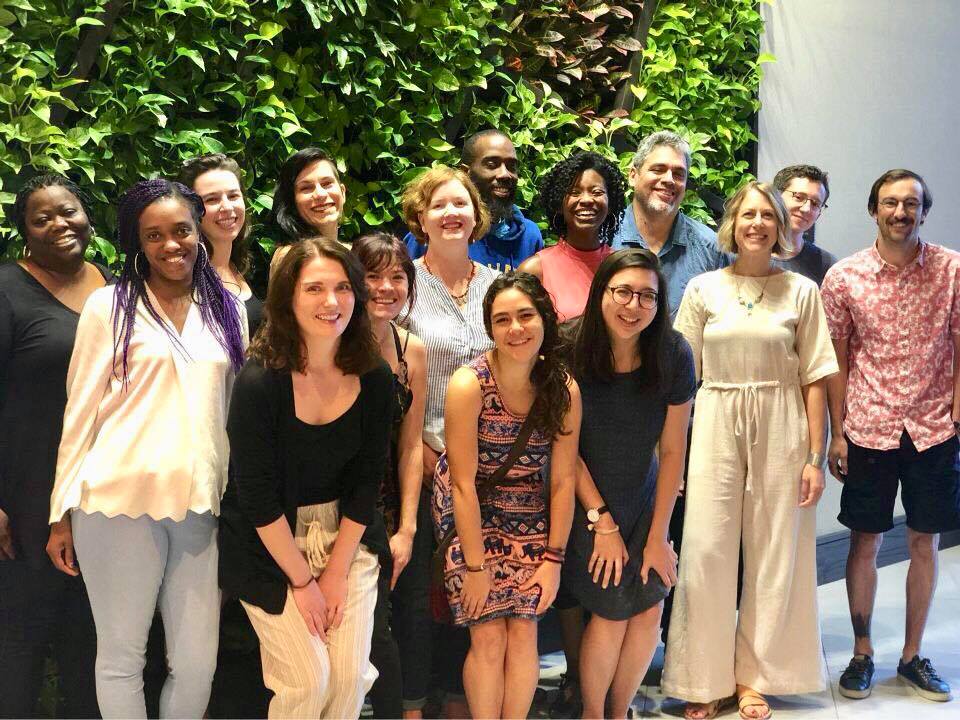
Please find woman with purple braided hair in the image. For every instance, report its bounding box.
[46,179,246,718]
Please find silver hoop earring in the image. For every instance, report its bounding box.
[134,251,147,279]
[197,241,209,268]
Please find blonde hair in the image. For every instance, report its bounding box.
[401,165,490,244]
[717,181,791,255]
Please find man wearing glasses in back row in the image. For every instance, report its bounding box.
[772,164,837,285]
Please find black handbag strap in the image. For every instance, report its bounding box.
[434,410,539,558]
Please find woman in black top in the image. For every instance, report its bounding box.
[180,154,265,336]
[220,237,393,719]
[0,174,107,717]
[565,249,695,719]
[353,233,429,718]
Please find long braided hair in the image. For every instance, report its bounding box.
[112,179,246,385]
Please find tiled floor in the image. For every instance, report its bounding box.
[537,546,960,718]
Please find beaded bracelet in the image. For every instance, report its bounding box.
[545,545,566,556]
[465,560,486,573]
[544,555,563,564]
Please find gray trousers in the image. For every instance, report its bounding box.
[73,509,220,719]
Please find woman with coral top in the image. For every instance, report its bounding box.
[519,151,627,322]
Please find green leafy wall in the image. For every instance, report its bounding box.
[0,0,767,267]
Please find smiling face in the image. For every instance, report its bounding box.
[419,179,477,246]
[466,134,518,221]
[489,286,544,364]
[781,177,826,236]
[23,185,92,272]
[872,177,926,248]
[292,255,356,341]
[138,197,200,287]
[629,145,688,218]
[562,169,609,239]
[364,258,410,323]
[601,267,659,344]
[192,168,245,245]
[293,159,346,232]
[734,189,781,257]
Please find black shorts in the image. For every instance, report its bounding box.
[839,431,960,534]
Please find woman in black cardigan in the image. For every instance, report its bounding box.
[219,237,392,719]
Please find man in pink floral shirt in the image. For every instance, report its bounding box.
[822,169,960,704]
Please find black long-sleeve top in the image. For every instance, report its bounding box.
[219,357,393,614]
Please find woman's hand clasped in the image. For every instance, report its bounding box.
[798,463,825,507]
[589,524,629,589]
[291,578,329,641]
[46,516,79,576]
[640,536,678,588]
[460,565,491,620]
[520,559,562,614]
[316,569,348,631]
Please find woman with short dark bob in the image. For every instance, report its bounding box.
[519,151,627,321]
[352,232,431,718]
[434,271,581,718]
[564,248,695,719]
[0,174,106,717]
[180,153,265,335]
[46,179,246,718]
[219,237,393,719]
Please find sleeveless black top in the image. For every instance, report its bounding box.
[378,323,414,535]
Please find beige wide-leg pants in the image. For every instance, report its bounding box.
[242,502,380,719]
[662,381,827,702]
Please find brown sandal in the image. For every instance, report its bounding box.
[737,689,771,720]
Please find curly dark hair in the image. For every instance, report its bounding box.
[251,236,379,375]
[537,151,627,246]
[12,173,94,241]
[482,271,572,440]
[573,248,673,388]
[178,153,253,275]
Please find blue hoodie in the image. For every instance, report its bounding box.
[404,205,543,273]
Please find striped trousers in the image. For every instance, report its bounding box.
[243,502,380,719]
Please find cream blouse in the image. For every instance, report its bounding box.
[50,285,245,523]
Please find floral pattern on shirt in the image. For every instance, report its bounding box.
[821,241,960,451]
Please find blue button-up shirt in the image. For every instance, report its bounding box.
[612,208,729,318]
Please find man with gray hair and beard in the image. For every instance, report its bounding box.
[612,130,728,319]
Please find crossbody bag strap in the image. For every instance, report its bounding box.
[434,409,538,557]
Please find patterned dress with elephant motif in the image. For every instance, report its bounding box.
[432,353,552,626]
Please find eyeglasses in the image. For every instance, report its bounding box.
[787,191,826,212]
[878,198,922,213]
[607,286,658,309]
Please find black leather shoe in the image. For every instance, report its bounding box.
[839,654,875,699]
[548,672,583,718]
[898,656,953,702]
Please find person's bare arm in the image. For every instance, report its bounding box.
[391,336,427,587]
[517,254,543,281]
[799,378,827,507]
[826,336,850,480]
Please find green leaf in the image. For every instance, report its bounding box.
[175,47,205,71]
[431,68,459,92]
[260,22,283,40]
[757,52,776,64]
[76,17,105,27]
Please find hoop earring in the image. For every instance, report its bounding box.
[197,241,209,268]
[134,251,147,279]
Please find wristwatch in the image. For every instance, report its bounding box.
[586,505,609,524]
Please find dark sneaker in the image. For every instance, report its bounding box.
[839,654,875,699]
[897,656,953,702]
[548,672,583,718]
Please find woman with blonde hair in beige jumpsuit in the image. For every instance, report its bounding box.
[661,181,838,720]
